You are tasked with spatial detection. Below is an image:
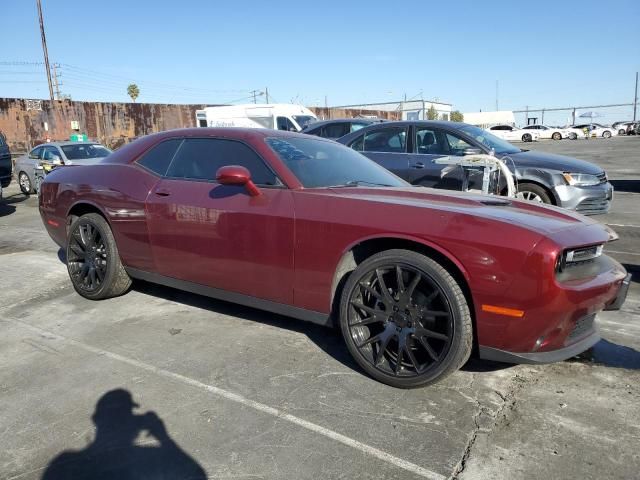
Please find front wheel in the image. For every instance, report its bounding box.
[66,213,132,300]
[603,130,612,138]
[18,172,32,195]
[552,132,562,140]
[522,133,532,142]
[569,132,578,140]
[618,129,626,135]
[339,249,472,388]
[515,182,552,204]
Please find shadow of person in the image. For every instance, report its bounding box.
[41,389,207,479]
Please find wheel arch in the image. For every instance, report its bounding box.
[515,176,559,206]
[66,201,112,235]
[329,235,475,334]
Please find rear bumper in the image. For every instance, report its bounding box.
[479,329,600,364]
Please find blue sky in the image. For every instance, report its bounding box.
[1,0,639,117]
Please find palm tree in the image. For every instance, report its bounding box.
[127,84,140,103]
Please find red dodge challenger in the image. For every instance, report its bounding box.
[39,128,630,388]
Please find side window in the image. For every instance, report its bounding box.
[350,122,368,133]
[29,146,44,159]
[323,123,350,138]
[445,133,473,156]
[277,117,296,131]
[415,128,447,155]
[137,139,183,176]
[350,134,364,151]
[42,146,61,161]
[362,127,407,153]
[167,138,278,185]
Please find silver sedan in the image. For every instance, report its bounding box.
[14,141,111,194]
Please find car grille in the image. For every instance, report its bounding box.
[576,197,610,215]
[565,313,596,344]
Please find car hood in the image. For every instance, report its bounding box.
[499,150,603,174]
[322,186,605,237]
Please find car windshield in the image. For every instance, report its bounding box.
[266,136,407,188]
[293,115,317,129]
[455,124,522,155]
[61,144,111,160]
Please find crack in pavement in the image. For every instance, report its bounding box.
[449,371,537,479]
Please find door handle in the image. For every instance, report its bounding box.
[411,162,425,169]
[154,187,171,197]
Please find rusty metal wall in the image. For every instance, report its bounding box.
[0,98,401,152]
[0,97,208,152]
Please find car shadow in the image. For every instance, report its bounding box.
[571,339,640,370]
[0,191,28,217]
[610,179,640,193]
[40,389,207,479]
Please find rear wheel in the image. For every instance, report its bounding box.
[515,182,552,204]
[618,129,626,135]
[522,133,532,142]
[552,132,562,140]
[18,172,32,195]
[66,213,131,300]
[339,249,472,388]
[569,132,578,140]
[603,130,612,138]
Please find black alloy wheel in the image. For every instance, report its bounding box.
[340,249,472,388]
[66,213,131,300]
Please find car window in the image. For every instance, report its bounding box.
[351,122,369,132]
[415,128,446,155]
[42,146,61,161]
[361,127,407,153]
[277,117,296,131]
[137,139,183,176]
[29,146,44,159]
[61,144,111,160]
[322,123,350,139]
[445,133,473,156]
[166,138,278,185]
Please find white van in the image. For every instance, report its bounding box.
[195,104,317,132]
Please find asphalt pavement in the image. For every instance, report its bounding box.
[0,136,638,479]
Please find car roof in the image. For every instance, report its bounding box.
[303,118,384,129]
[36,141,102,148]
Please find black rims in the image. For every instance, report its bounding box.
[340,250,472,388]
[67,221,108,292]
[65,213,131,300]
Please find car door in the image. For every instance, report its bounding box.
[144,136,295,305]
[349,125,409,178]
[405,125,457,187]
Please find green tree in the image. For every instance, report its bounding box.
[127,84,140,103]
[426,104,439,120]
[450,110,464,122]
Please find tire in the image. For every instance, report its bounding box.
[618,129,626,136]
[18,171,32,195]
[339,249,472,388]
[603,130,612,138]
[552,132,562,140]
[569,132,578,140]
[522,133,532,142]
[66,213,131,300]
[515,182,553,204]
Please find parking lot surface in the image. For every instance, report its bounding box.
[1,136,639,479]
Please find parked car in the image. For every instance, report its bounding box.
[39,128,630,388]
[0,133,11,188]
[572,123,615,138]
[337,121,613,214]
[485,125,539,142]
[302,118,386,139]
[612,121,634,135]
[625,122,638,135]
[522,124,576,140]
[195,104,317,131]
[14,142,111,194]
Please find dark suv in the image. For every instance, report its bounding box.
[0,133,11,188]
[337,121,613,215]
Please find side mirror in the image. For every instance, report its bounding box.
[215,165,261,196]
[463,147,482,156]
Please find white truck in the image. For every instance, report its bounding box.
[195,104,317,132]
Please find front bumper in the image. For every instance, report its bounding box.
[553,181,613,215]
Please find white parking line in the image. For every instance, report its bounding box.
[606,250,640,257]
[4,317,446,480]
[606,223,640,228]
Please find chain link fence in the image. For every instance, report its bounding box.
[513,103,637,128]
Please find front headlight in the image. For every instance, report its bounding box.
[562,172,601,186]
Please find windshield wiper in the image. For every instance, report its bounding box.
[328,180,394,188]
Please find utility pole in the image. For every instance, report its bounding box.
[265,87,269,104]
[36,0,54,103]
[52,62,62,100]
[249,89,263,104]
[634,71,638,121]
[495,80,499,111]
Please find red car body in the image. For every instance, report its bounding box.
[39,128,629,364]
